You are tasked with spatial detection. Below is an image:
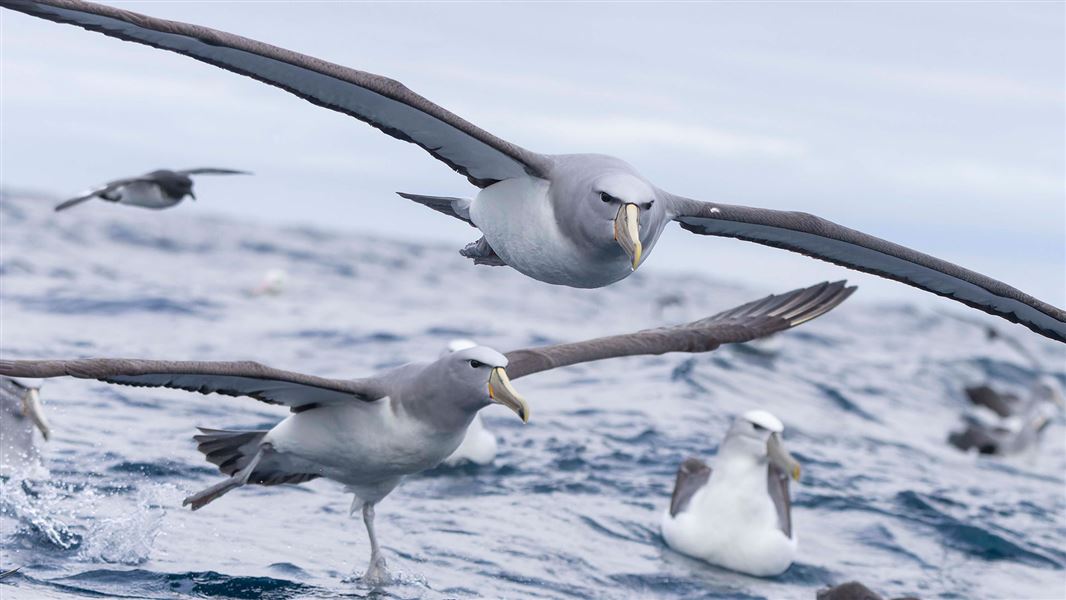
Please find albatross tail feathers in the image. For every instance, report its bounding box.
[186,427,321,510]
[194,428,268,476]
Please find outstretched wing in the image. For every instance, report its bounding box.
[176,168,252,176]
[0,359,386,411]
[54,175,153,211]
[667,195,1066,343]
[505,280,855,379]
[3,0,550,187]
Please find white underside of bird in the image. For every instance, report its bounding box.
[661,452,797,577]
[471,177,637,288]
[108,182,179,209]
[442,413,497,466]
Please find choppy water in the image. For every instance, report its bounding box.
[1,193,1064,599]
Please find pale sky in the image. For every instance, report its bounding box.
[2,2,1064,308]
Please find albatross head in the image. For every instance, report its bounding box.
[589,171,660,271]
[721,410,801,481]
[444,346,529,423]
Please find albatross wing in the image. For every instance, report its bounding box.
[2,0,549,188]
[505,280,856,379]
[667,195,1066,343]
[0,358,386,411]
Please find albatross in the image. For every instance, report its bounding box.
[0,377,50,469]
[53,168,250,212]
[662,410,801,577]
[948,376,1064,456]
[2,0,1063,342]
[0,281,854,582]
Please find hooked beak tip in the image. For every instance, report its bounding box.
[488,368,530,423]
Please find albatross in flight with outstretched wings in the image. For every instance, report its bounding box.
[3,0,1064,342]
[0,281,854,583]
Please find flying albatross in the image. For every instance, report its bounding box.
[662,410,801,577]
[2,0,1063,343]
[53,168,250,212]
[0,281,854,582]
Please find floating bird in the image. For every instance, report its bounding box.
[816,581,921,600]
[0,377,50,468]
[53,168,249,212]
[661,410,802,577]
[941,315,1064,455]
[3,0,1062,342]
[948,376,1064,456]
[0,281,854,581]
[440,340,498,467]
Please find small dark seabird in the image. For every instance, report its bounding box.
[53,168,249,212]
[817,581,920,600]
[3,0,1064,342]
[0,282,853,583]
[948,376,1064,456]
[0,376,50,468]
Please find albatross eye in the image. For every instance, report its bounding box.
[642,200,654,210]
[752,422,767,432]
[600,192,613,203]
[468,360,483,369]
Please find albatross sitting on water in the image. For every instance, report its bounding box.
[2,0,1063,342]
[0,281,853,582]
[0,377,50,469]
[53,168,250,212]
[662,410,802,577]
[948,376,1064,456]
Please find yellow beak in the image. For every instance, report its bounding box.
[613,203,642,270]
[21,388,50,441]
[488,367,529,423]
[768,433,801,481]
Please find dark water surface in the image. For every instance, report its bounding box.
[1,194,1063,599]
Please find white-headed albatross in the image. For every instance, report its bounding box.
[662,410,801,577]
[0,281,853,583]
[2,0,1063,342]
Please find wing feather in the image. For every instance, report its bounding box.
[3,0,549,187]
[668,195,1066,343]
[505,281,855,379]
[0,358,385,410]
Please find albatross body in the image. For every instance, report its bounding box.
[0,281,853,581]
[662,410,801,577]
[3,0,1063,341]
